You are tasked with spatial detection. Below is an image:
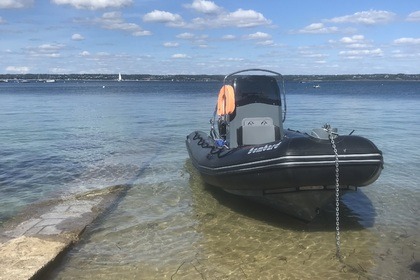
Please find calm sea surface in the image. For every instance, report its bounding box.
[0,80,419,279]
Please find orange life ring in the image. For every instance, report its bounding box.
[217,85,235,115]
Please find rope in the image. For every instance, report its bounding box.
[192,132,232,158]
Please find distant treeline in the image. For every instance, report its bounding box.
[1,73,420,82]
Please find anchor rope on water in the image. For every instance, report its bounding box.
[324,124,342,260]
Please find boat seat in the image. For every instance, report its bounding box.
[237,117,280,146]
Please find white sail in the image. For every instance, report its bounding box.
[118,73,122,82]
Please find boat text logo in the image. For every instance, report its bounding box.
[248,142,281,154]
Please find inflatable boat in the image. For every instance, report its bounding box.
[186,69,383,221]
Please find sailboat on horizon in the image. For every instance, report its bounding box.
[118,73,122,82]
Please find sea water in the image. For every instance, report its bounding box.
[0,80,419,279]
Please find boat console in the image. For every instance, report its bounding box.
[214,69,286,148]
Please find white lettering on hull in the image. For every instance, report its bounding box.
[247,142,281,154]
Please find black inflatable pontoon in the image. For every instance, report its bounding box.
[186,69,383,221]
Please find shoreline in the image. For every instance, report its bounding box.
[1,73,420,83]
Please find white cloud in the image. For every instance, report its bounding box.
[244,32,275,46]
[339,35,364,43]
[71,33,84,41]
[172,54,189,59]
[175,32,209,48]
[176,32,195,39]
[94,12,151,36]
[214,9,271,28]
[296,10,394,36]
[25,43,65,58]
[221,34,236,40]
[346,43,370,49]
[52,0,132,10]
[163,42,179,47]
[38,43,65,52]
[143,10,185,27]
[394,37,420,45]
[339,48,383,59]
[245,32,271,40]
[0,0,33,9]
[391,50,420,59]
[50,67,68,74]
[256,40,275,46]
[337,35,371,48]
[6,66,30,73]
[327,10,396,25]
[222,57,244,62]
[189,8,271,28]
[406,11,420,22]
[80,50,90,56]
[298,23,338,34]
[185,0,222,14]
[299,50,328,59]
[143,4,270,29]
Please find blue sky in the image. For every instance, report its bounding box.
[1,0,419,75]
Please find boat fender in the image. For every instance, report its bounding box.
[247,142,281,154]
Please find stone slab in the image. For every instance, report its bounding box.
[0,185,128,280]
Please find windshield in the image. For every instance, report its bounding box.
[230,75,281,106]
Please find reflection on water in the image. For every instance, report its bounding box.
[46,161,418,280]
[180,162,377,279]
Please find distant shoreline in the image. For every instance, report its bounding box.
[1,73,419,82]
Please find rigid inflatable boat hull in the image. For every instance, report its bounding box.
[186,130,383,190]
[186,130,383,221]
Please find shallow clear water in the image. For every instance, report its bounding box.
[0,80,419,279]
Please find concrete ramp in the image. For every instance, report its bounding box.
[0,185,128,280]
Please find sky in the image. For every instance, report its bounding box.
[0,0,419,75]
